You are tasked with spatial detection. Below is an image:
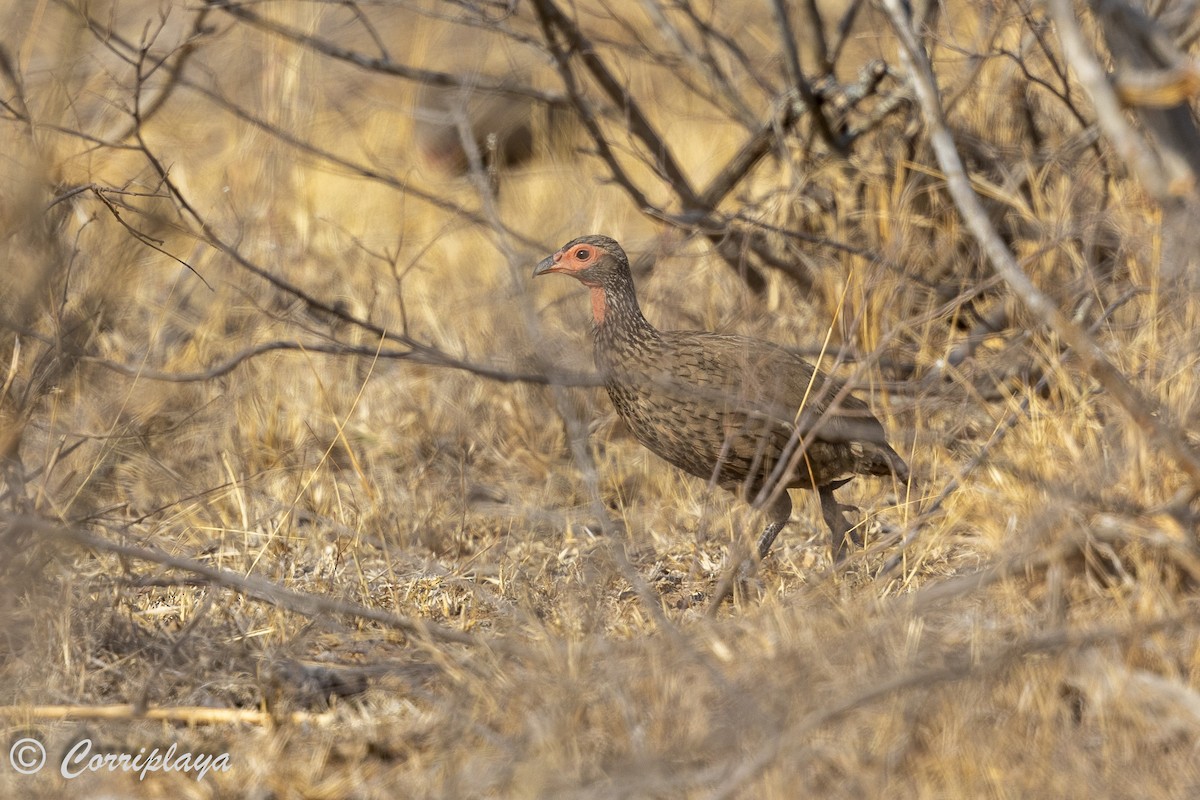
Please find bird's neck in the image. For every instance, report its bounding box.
[592,278,657,344]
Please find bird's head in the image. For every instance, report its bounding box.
[532,235,628,288]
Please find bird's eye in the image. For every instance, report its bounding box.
[575,248,590,260]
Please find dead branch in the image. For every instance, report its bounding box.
[0,703,334,727]
[14,515,496,652]
[206,0,566,106]
[704,607,1191,798]
[75,5,214,144]
[531,0,702,205]
[769,0,846,154]
[1046,0,1187,199]
[79,339,602,387]
[882,0,1200,493]
[1049,0,1200,286]
[880,286,1148,575]
[530,0,775,293]
[637,0,759,128]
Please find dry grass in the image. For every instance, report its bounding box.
[2,0,1200,797]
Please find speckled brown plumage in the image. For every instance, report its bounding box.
[534,234,909,559]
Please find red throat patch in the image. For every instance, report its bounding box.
[589,286,606,324]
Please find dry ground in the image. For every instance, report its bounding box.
[3,1,1200,797]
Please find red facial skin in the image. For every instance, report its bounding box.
[533,243,608,323]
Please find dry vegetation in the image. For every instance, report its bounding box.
[3,0,1200,796]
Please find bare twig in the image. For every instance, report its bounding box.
[769,0,846,154]
[16,516,494,652]
[1066,0,1200,285]
[881,0,1200,492]
[704,608,1192,798]
[178,77,541,250]
[1046,0,1182,198]
[532,0,777,292]
[828,0,867,66]
[90,183,213,290]
[0,703,333,726]
[76,5,214,143]
[206,0,566,105]
[637,0,758,127]
[531,2,660,214]
[696,90,806,211]
[531,0,702,205]
[80,338,602,387]
[121,103,567,393]
[880,286,1147,575]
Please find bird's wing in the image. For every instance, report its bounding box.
[654,331,892,446]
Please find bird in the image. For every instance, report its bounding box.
[533,234,909,560]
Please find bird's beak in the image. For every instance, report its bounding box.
[533,253,560,277]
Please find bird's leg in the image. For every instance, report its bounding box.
[819,484,860,562]
[708,490,792,615]
[755,490,793,559]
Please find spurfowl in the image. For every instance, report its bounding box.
[534,235,909,560]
